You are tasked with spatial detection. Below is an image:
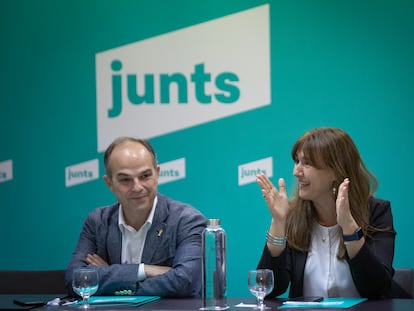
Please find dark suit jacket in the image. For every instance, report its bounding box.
[65,194,207,297]
[258,197,401,299]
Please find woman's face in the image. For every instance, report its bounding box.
[293,150,336,206]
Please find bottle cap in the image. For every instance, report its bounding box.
[208,219,221,226]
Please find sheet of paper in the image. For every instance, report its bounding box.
[278,297,368,309]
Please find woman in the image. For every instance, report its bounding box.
[256,127,399,299]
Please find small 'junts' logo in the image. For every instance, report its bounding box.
[0,159,13,183]
[238,157,273,186]
[158,158,186,185]
[65,159,100,187]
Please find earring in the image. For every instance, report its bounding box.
[332,186,337,196]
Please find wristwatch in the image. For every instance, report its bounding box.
[343,227,363,242]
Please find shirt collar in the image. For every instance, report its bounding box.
[118,195,158,231]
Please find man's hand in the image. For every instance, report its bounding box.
[86,254,109,266]
[144,264,172,278]
[85,254,172,278]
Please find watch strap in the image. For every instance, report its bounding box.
[343,227,363,242]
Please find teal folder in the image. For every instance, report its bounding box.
[76,296,160,306]
[278,297,368,309]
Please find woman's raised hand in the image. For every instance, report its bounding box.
[256,173,290,222]
[336,178,359,233]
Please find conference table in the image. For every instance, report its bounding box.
[1,295,414,311]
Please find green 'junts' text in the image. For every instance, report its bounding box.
[107,60,240,118]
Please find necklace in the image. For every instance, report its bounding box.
[317,223,339,243]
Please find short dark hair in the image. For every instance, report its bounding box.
[103,137,158,178]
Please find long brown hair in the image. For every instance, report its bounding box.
[286,127,378,257]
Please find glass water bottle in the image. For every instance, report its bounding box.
[201,219,227,310]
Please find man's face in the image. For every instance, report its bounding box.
[103,141,159,215]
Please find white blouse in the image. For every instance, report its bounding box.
[303,222,360,297]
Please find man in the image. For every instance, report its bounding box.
[65,137,207,297]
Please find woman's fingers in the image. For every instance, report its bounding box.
[257,173,277,192]
[278,178,286,194]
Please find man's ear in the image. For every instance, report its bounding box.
[103,175,112,190]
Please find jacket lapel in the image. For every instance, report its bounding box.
[141,195,168,263]
[107,205,122,264]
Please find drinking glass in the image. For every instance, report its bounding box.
[72,268,99,308]
[248,269,274,309]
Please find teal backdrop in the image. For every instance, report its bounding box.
[1,0,413,297]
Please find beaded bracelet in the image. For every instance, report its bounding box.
[266,231,287,247]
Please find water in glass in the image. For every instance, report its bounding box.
[248,269,274,309]
[72,268,99,308]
